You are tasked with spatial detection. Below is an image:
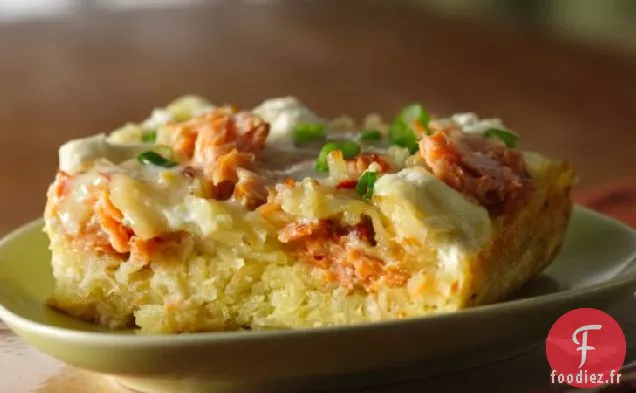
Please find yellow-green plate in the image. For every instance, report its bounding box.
[1,206,635,393]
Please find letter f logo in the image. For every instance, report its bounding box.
[572,324,602,368]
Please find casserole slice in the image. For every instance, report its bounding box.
[44,96,574,333]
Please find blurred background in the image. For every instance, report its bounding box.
[0,0,634,234]
[2,0,635,53]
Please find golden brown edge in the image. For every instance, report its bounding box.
[463,160,575,307]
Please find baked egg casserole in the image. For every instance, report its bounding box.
[44,96,575,333]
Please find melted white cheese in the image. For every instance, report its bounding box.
[373,166,491,251]
[446,112,517,135]
[253,97,323,143]
[142,95,215,129]
[142,109,174,129]
[54,172,105,234]
[59,134,151,175]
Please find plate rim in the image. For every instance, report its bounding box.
[1,205,635,346]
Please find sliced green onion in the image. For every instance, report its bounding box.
[356,171,378,200]
[316,141,361,172]
[142,131,157,143]
[388,123,418,154]
[484,128,519,148]
[360,129,382,143]
[389,104,431,153]
[292,123,326,145]
[400,104,431,133]
[137,151,177,168]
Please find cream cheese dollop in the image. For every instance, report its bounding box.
[253,97,323,142]
[449,112,518,136]
[58,134,147,174]
[373,166,491,250]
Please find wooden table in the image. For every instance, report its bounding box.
[0,1,635,392]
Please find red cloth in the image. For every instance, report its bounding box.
[574,178,636,228]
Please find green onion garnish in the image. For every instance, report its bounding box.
[292,123,326,145]
[389,104,431,153]
[316,141,361,172]
[142,131,157,143]
[360,129,382,143]
[484,128,519,148]
[356,171,378,200]
[401,104,431,133]
[137,151,177,168]
[388,124,418,154]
